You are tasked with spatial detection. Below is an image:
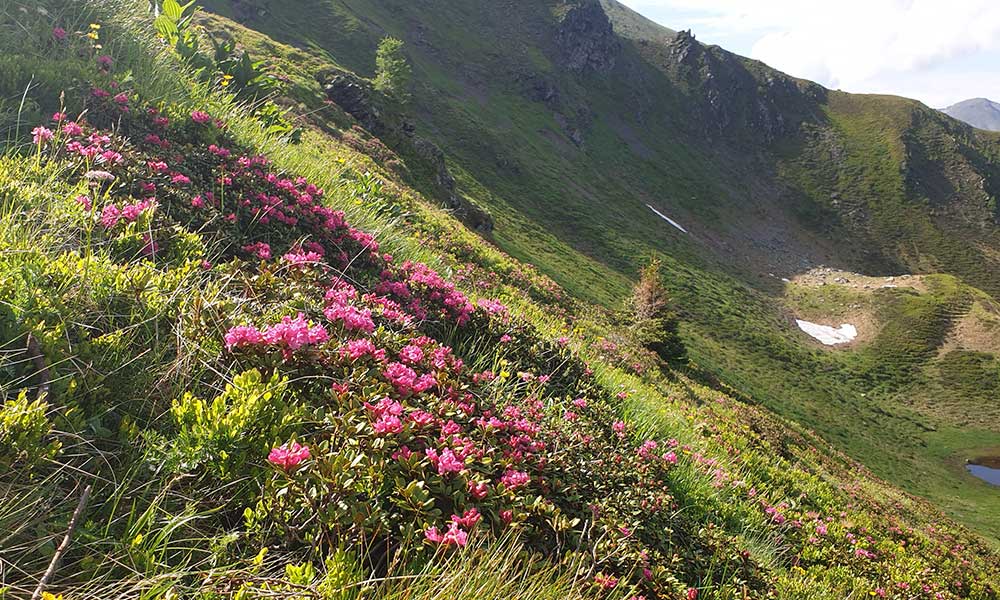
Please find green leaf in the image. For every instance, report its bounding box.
[153,14,177,39]
[162,0,183,20]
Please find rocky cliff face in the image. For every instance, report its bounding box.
[663,30,822,143]
[555,0,621,73]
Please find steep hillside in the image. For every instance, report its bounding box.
[2,1,1000,599]
[192,0,1000,540]
[943,98,1000,132]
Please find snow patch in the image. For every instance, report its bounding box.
[646,204,688,233]
[796,320,857,345]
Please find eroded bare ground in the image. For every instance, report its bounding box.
[790,267,927,292]
[938,300,1000,356]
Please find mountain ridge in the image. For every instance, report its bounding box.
[942,97,1000,131]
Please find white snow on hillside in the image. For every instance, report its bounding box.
[646,204,688,233]
[796,320,857,345]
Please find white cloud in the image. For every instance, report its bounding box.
[618,0,1000,106]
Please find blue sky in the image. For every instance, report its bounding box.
[617,0,1000,108]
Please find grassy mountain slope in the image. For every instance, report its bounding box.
[192,0,1000,540]
[1,1,999,599]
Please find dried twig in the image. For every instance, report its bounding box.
[25,332,51,401]
[31,483,93,600]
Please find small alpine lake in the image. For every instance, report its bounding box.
[967,457,1000,486]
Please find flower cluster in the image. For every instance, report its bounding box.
[268,441,310,470]
[225,313,328,359]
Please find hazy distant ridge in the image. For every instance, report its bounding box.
[942,97,1000,131]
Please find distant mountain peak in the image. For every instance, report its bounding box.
[942,97,1000,131]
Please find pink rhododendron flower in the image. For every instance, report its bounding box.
[224,325,264,350]
[594,574,618,589]
[113,92,129,105]
[191,110,212,124]
[398,344,424,365]
[96,55,113,69]
[425,448,464,475]
[366,397,403,417]
[32,126,53,145]
[687,589,699,600]
[373,415,403,435]
[52,27,67,41]
[171,173,191,185]
[190,195,205,208]
[572,397,587,409]
[500,469,529,490]
[62,121,83,136]
[425,522,467,547]
[242,242,272,260]
[441,420,462,436]
[261,313,328,358]
[75,195,92,211]
[339,338,386,362]
[121,199,152,222]
[468,480,489,499]
[637,440,658,459]
[408,410,436,427]
[451,508,481,529]
[208,144,231,158]
[268,441,310,470]
[436,448,464,474]
[383,362,422,395]
[98,149,123,165]
[282,250,322,267]
[476,298,508,315]
[100,204,121,229]
[147,160,169,173]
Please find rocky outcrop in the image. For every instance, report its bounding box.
[663,30,823,143]
[412,138,494,234]
[321,70,384,133]
[518,72,561,107]
[228,0,270,23]
[555,0,620,73]
[318,69,493,234]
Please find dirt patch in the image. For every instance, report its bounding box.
[782,268,905,347]
[938,300,1000,356]
[790,267,927,293]
[972,456,1000,469]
